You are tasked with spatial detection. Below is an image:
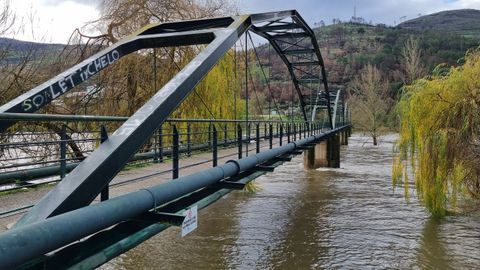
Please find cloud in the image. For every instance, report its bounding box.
[8,0,100,43]
[7,0,480,44]
[40,0,100,6]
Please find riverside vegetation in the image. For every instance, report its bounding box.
[249,10,480,145]
[1,1,480,216]
[393,49,480,216]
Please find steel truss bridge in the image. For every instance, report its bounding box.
[0,10,350,269]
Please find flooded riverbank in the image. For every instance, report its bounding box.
[105,134,480,269]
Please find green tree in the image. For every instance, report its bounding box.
[394,49,480,216]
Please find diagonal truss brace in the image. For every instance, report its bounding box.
[0,17,239,132]
[13,11,318,227]
[14,15,252,227]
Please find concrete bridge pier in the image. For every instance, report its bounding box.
[304,134,340,169]
[340,130,348,145]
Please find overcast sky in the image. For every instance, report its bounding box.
[5,0,480,43]
[241,0,480,25]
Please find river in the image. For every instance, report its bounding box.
[104,134,480,269]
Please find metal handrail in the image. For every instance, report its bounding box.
[0,125,350,269]
[0,112,302,123]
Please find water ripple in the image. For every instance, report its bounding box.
[104,134,480,269]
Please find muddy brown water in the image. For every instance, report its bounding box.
[93,134,478,269]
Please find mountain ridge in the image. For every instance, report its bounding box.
[398,9,480,37]
[0,37,65,51]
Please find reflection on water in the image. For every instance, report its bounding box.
[105,134,480,269]
[418,217,451,269]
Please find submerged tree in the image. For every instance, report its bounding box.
[394,49,480,216]
[348,64,391,145]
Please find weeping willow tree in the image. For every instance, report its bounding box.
[393,49,480,216]
[172,50,243,120]
[168,51,245,144]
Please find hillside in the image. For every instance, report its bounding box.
[314,22,479,82]
[399,9,480,37]
[0,38,66,64]
[251,20,480,100]
[2,10,480,104]
[0,38,65,51]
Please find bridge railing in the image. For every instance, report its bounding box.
[0,122,351,269]
[0,9,357,268]
[0,113,331,193]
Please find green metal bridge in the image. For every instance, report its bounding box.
[0,10,351,269]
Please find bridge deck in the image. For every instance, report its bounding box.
[0,137,289,232]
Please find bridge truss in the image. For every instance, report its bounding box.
[0,10,346,269]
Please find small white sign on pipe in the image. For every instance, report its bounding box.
[181,205,198,237]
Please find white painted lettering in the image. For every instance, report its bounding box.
[22,99,33,112]
[44,89,51,99]
[88,62,96,75]
[58,80,68,92]
[50,85,62,99]
[112,50,120,61]
[75,50,120,83]
[107,53,113,65]
[80,69,87,81]
[112,127,135,137]
[32,95,45,108]
[100,55,108,67]
[94,59,102,71]
[66,74,75,88]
